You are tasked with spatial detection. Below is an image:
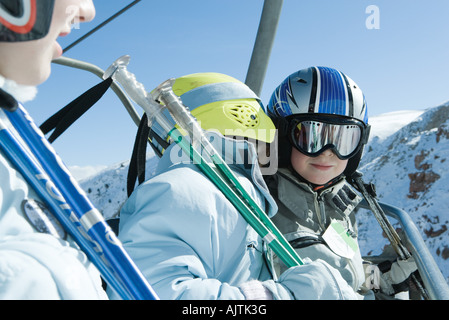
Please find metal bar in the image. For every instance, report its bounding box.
[245,0,283,96]
[52,56,141,127]
[358,200,449,300]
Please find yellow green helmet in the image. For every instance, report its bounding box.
[150,72,275,155]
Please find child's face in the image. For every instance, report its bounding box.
[290,147,348,185]
[0,0,95,86]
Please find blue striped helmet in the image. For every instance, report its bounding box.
[267,66,368,123]
[267,66,370,176]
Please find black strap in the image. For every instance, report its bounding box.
[0,88,18,111]
[289,236,326,249]
[40,77,113,143]
[126,112,172,196]
[127,113,150,197]
[148,127,170,156]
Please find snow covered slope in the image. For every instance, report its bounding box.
[76,155,159,219]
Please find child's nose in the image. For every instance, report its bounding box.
[320,149,335,157]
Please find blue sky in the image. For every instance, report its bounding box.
[26,0,449,168]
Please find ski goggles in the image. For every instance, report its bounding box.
[287,114,370,160]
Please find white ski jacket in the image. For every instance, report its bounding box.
[108,132,359,300]
[0,100,107,299]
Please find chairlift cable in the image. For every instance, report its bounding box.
[63,0,142,53]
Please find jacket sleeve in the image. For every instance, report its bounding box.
[271,259,360,299]
[240,260,360,300]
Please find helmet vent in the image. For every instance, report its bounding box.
[226,105,259,128]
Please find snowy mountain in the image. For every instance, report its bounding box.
[357,102,449,284]
[75,102,449,284]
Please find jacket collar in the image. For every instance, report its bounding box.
[276,168,362,217]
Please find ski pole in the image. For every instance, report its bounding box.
[3,107,159,300]
[351,171,429,299]
[105,56,303,267]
